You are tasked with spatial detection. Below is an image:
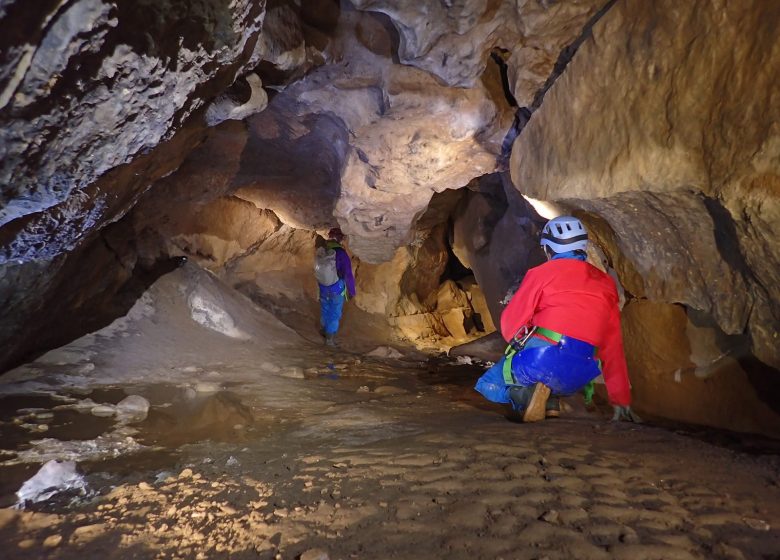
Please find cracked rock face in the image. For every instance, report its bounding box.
[351,0,604,106]
[279,8,509,262]
[451,174,545,323]
[510,0,780,367]
[0,0,267,262]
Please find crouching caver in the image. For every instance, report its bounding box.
[475,216,640,423]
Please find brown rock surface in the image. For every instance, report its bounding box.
[622,300,780,437]
[510,0,780,366]
[452,174,545,324]
[0,0,777,437]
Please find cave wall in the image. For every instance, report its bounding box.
[0,0,615,367]
[121,123,488,350]
[0,0,268,262]
[622,300,780,437]
[0,0,273,371]
[452,173,546,323]
[509,0,780,369]
[0,0,777,435]
[502,0,780,433]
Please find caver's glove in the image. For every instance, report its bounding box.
[612,405,642,423]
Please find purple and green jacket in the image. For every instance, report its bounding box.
[326,241,356,298]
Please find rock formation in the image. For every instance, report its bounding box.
[0,0,778,433]
[509,0,780,369]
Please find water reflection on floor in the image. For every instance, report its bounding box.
[0,383,267,507]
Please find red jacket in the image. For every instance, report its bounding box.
[500,258,631,406]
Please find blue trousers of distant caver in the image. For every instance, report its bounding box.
[319,279,346,335]
[475,336,601,408]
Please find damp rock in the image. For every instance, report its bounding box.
[43,534,63,548]
[116,395,150,422]
[300,549,330,560]
[367,346,404,359]
[76,363,95,374]
[16,460,87,506]
[374,385,407,395]
[91,404,117,417]
[743,517,771,531]
[261,362,281,373]
[194,382,221,393]
[281,367,305,379]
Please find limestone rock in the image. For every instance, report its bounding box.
[452,174,545,325]
[281,367,305,379]
[205,73,268,127]
[621,300,780,437]
[42,534,62,548]
[575,190,752,335]
[116,395,150,422]
[245,10,508,262]
[300,549,329,560]
[510,0,780,366]
[352,0,604,103]
[367,347,404,360]
[90,405,116,418]
[0,0,267,261]
[458,276,496,334]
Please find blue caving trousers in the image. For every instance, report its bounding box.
[319,279,346,336]
[475,336,601,407]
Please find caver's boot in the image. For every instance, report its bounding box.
[325,333,336,347]
[545,395,561,418]
[508,383,551,422]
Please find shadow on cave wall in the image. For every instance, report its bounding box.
[232,97,348,229]
[0,219,187,374]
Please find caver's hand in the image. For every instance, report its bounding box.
[612,405,642,423]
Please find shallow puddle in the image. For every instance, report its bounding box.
[0,394,115,451]
[0,383,269,507]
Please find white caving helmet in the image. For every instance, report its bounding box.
[540,215,589,253]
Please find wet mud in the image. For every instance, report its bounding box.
[1,359,779,559]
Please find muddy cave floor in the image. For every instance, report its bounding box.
[1,267,779,560]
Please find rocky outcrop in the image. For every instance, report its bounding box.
[205,73,268,127]
[0,1,287,370]
[0,0,268,263]
[622,300,780,437]
[286,9,510,262]
[452,174,545,324]
[127,170,485,349]
[1,0,777,436]
[0,0,617,368]
[510,0,780,367]
[351,0,606,105]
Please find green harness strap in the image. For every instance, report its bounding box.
[501,346,518,385]
[535,326,563,343]
[538,326,600,364]
[501,326,602,389]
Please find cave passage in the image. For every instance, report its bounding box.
[1,0,780,557]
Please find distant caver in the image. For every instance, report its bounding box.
[315,228,356,347]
